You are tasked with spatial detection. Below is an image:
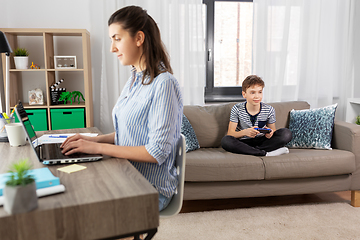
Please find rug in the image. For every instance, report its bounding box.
[154,203,360,239]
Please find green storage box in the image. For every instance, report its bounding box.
[15,109,48,131]
[51,108,85,130]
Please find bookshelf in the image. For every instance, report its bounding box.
[346,98,360,124]
[0,28,93,130]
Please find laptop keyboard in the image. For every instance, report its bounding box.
[42,143,81,160]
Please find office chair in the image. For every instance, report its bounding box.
[159,134,186,218]
[134,135,186,239]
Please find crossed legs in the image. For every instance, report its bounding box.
[221,128,292,156]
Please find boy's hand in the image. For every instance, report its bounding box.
[264,127,274,139]
[243,127,260,138]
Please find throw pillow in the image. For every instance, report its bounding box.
[181,114,200,152]
[286,104,337,150]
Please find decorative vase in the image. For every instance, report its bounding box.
[14,56,29,69]
[3,182,38,214]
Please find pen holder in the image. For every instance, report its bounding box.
[0,117,15,137]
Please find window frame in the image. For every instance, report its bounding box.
[203,0,253,103]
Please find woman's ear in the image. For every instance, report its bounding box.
[136,31,145,47]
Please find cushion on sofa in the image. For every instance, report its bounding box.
[263,148,355,180]
[287,104,337,149]
[185,148,355,182]
[185,148,265,182]
[181,114,200,152]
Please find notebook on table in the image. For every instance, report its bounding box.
[15,101,103,165]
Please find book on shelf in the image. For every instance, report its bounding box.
[0,167,60,196]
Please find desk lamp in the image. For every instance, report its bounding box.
[0,31,13,115]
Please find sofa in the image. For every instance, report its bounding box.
[183,101,360,206]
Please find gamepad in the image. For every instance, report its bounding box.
[255,128,271,133]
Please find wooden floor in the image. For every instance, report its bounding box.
[180,191,351,213]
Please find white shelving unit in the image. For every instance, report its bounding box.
[346,98,360,124]
[0,28,94,129]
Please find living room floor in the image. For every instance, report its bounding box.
[180,191,351,213]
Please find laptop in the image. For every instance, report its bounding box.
[15,101,103,165]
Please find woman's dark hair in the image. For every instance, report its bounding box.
[108,6,172,85]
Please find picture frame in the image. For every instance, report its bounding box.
[28,88,44,105]
[54,56,77,69]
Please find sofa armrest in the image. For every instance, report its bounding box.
[332,121,360,156]
[333,120,360,189]
[333,121,360,206]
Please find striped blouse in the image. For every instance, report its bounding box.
[230,102,276,139]
[112,66,183,198]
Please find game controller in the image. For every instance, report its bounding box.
[254,128,272,133]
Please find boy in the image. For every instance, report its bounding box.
[221,75,292,156]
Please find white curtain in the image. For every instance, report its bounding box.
[89,0,205,134]
[253,0,355,120]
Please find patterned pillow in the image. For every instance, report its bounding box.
[287,104,337,150]
[181,114,200,152]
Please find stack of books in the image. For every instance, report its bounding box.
[0,168,65,206]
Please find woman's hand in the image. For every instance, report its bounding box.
[60,134,101,155]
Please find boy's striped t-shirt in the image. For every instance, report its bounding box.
[230,102,276,139]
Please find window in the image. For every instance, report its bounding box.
[203,0,253,102]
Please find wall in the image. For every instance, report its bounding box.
[1,0,359,127]
[1,0,91,28]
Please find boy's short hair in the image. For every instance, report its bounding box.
[242,75,265,92]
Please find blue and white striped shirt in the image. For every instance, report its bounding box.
[112,66,183,198]
[230,102,276,139]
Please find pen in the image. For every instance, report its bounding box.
[49,135,68,138]
[10,105,17,118]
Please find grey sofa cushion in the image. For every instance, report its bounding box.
[184,103,235,148]
[263,149,355,180]
[267,101,310,129]
[185,148,265,182]
[185,148,355,182]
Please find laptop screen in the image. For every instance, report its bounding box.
[15,102,37,143]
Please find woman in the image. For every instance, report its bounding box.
[61,5,183,211]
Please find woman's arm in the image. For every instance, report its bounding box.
[61,139,157,163]
[99,144,157,163]
[93,132,116,144]
[61,132,115,148]
[61,132,157,163]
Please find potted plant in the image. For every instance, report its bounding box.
[356,116,360,125]
[3,159,38,214]
[13,47,29,69]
